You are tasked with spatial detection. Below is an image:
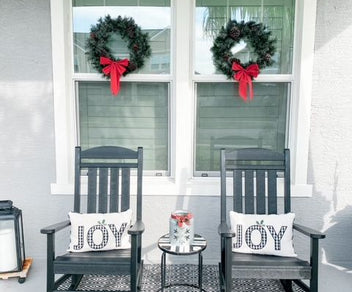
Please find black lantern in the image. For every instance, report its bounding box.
[0,200,25,273]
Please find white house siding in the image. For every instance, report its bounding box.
[307,0,352,289]
[0,0,56,257]
[0,0,351,291]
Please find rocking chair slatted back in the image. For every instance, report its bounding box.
[74,146,143,219]
[221,148,290,218]
[87,167,97,213]
[110,167,119,212]
[98,167,108,213]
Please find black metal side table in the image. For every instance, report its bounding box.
[158,233,207,291]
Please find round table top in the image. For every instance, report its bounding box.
[158,233,207,255]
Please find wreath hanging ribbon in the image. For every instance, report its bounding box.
[171,213,193,228]
[100,57,129,96]
[86,15,151,96]
[211,20,276,102]
[232,62,260,101]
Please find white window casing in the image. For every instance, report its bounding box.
[49,0,316,197]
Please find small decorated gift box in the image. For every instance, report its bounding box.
[169,210,194,249]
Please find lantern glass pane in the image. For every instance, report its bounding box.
[0,220,17,272]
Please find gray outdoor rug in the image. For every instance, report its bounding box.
[58,264,305,291]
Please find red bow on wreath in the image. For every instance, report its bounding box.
[232,62,260,101]
[171,213,193,228]
[100,57,129,96]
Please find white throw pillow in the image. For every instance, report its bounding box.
[229,211,296,257]
[68,209,132,252]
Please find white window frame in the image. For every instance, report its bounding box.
[49,0,316,197]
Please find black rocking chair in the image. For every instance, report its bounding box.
[218,148,325,292]
[41,146,144,292]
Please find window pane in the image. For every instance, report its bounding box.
[195,82,289,173]
[78,82,169,172]
[73,1,171,74]
[195,0,295,75]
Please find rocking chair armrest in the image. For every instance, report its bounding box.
[128,220,145,235]
[293,223,326,239]
[40,220,71,234]
[218,222,235,238]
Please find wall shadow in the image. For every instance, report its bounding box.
[322,205,352,269]
[315,0,352,50]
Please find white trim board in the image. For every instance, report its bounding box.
[49,0,316,197]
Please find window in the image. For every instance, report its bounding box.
[77,82,169,172]
[50,0,316,196]
[72,0,171,174]
[194,0,295,75]
[195,82,289,173]
[72,0,171,74]
[194,0,294,175]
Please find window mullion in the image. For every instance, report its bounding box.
[173,0,194,188]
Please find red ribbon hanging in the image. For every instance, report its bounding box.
[232,62,260,101]
[100,57,129,96]
[171,213,193,227]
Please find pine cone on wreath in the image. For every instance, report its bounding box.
[127,62,137,72]
[223,54,230,62]
[251,24,259,32]
[230,57,241,65]
[127,26,135,38]
[229,26,241,40]
[101,48,108,56]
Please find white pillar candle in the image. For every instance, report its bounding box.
[0,228,17,272]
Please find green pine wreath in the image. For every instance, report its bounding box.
[211,20,276,79]
[86,15,151,76]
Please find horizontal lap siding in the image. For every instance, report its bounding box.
[196,83,287,171]
[79,82,168,171]
[87,117,167,128]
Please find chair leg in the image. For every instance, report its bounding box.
[219,237,225,292]
[131,235,138,292]
[224,237,232,292]
[310,238,320,292]
[280,280,293,292]
[218,262,225,292]
[69,274,83,290]
[293,280,310,292]
[219,237,231,292]
[46,234,55,292]
[137,260,144,290]
[46,264,54,292]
